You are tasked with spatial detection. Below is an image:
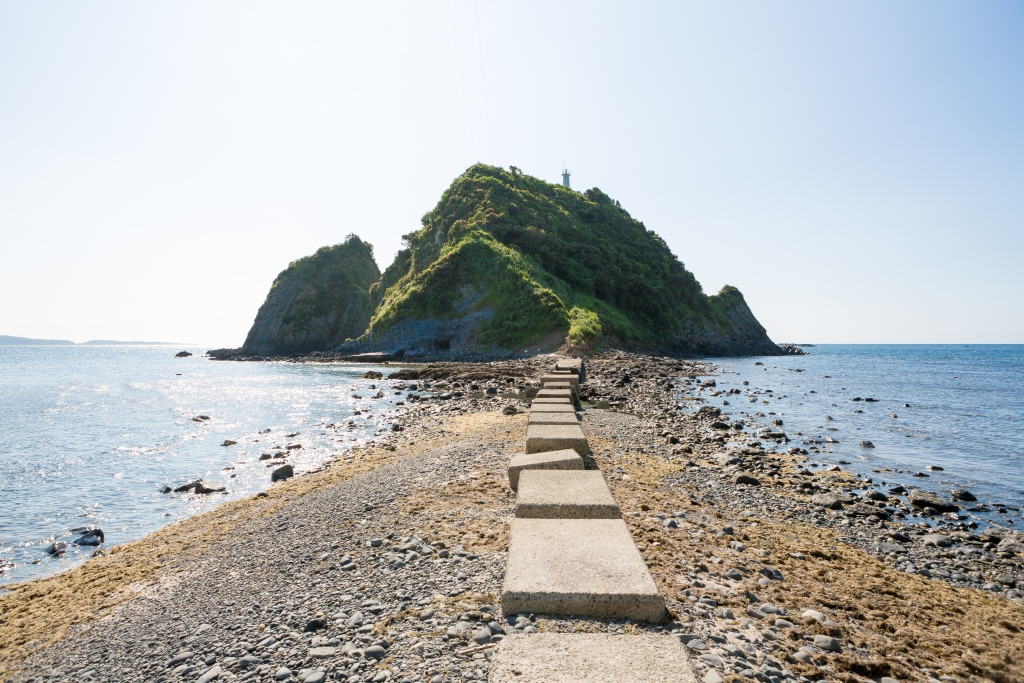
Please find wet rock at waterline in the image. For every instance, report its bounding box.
[271,464,295,482]
[908,489,960,512]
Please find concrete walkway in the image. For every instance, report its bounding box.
[492,358,691,680]
[501,359,669,622]
[489,633,697,683]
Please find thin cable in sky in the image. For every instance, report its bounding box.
[475,0,493,160]
[447,0,477,161]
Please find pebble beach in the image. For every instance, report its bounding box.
[1,352,1022,683]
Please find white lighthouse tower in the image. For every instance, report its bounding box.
[562,167,571,188]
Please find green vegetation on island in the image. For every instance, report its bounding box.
[226,165,780,358]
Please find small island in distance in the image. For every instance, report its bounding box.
[0,336,188,346]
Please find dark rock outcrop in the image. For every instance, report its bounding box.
[778,344,807,355]
[271,465,294,482]
[74,529,105,545]
[908,489,960,512]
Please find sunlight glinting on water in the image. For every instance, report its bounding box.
[0,345,415,585]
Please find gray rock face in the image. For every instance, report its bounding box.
[339,293,495,357]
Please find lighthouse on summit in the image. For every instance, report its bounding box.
[561,168,571,188]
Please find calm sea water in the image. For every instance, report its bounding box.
[0,346,410,586]
[711,345,1024,528]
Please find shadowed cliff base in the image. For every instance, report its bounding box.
[212,165,783,361]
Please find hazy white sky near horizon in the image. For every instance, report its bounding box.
[1,2,1022,347]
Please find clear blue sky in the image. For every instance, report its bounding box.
[2,1,1021,346]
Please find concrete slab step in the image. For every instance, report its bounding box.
[508,450,584,491]
[539,374,579,389]
[515,470,620,519]
[535,387,581,408]
[528,403,577,413]
[527,412,579,425]
[553,358,586,383]
[489,633,696,683]
[501,518,666,622]
[531,397,574,405]
[536,388,575,400]
[525,423,588,456]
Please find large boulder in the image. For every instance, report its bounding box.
[74,529,105,545]
[193,481,226,495]
[846,503,890,519]
[811,493,856,510]
[951,488,977,502]
[908,490,959,512]
[271,465,295,483]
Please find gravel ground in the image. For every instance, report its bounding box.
[5,352,1023,683]
[9,411,523,683]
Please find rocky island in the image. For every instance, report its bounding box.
[213,165,781,360]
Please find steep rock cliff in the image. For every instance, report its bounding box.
[239,236,380,356]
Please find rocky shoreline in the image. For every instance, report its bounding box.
[1,353,1021,683]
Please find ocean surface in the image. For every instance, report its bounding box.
[709,345,1024,530]
[0,345,412,586]
[1,344,1022,587]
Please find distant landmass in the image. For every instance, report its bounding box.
[0,336,186,346]
[77,340,186,346]
[0,335,74,345]
[216,164,782,359]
